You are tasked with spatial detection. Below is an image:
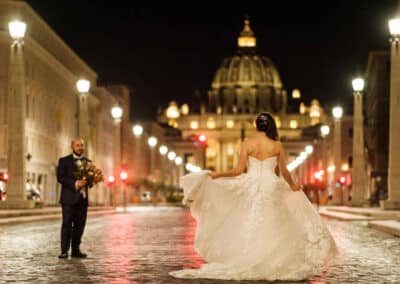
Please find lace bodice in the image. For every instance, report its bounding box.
[247,156,277,176]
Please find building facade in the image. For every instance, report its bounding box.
[0,0,125,207]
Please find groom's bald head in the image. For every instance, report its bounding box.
[71,137,85,156]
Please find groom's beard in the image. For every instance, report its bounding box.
[73,150,84,157]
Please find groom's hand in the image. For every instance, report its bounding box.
[76,179,87,189]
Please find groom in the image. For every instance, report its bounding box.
[57,137,89,259]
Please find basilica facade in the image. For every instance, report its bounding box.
[158,18,327,173]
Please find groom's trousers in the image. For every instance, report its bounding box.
[61,200,88,253]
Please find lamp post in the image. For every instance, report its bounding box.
[148,136,158,175]
[351,78,367,206]
[132,124,143,180]
[120,171,128,211]
[332,106,343,205]
[111,106,123,207]
[382,17,400,209]
[1,20,34,208]
[106,175,115,206]
[76,79,90,143]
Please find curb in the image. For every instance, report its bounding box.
[0,209,116,226]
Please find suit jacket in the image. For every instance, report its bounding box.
[57,154,89,206]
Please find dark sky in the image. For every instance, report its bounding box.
[26,0,398,120]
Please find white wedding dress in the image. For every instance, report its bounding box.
[169,156,338,281]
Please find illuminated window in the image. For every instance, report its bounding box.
[207,118,216,129]
[289,120,298,129]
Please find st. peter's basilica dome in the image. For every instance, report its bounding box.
[207,18,286,114]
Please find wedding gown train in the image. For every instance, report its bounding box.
[169,156,338,281]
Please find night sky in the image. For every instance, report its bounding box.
[25,0,398,120]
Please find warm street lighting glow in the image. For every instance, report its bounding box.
[8,20,26,40]
[289,120,298,129]
[168,151,176,161]
[175,156,183,165]
[352,78,365,92]
[119,171,128,182]
[341,163,349,171]
[305,145,314,154]
[207,118,216,129]
[166,101,180,119]
[299,102,306,114]
[190,121,199,129]
[181,104,189,115]
[111,106,123,120]
[320,125,330,137]
[389,18,400,36]
[198,134,207,143]
[159,145,168,155]
[292,89,301,99]
[226,120,235,128]
[327,165,336,173]
[76,79,90,93]
[332,106,343,119]
[148,136,158,147]
[107,175,115,183]
[132,124,143,137]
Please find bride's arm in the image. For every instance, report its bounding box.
[210,141,249,179]
[277,142,301,191]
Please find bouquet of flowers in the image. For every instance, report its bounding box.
[74,158,104,189]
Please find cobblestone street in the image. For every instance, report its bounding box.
[0,206,399,284]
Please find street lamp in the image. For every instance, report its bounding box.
[106,175,115,206]
[351,77,367,206]
[8,20,26,44]
[382,16,400,209]
[76,79,90,94]
[175,156,183,165]
[76,79,91,141]
[111,106,123,123]
[159,145,168,155]
[148,136,158,174]
[132,124,143,137]
[120,171,128,211]
[305,145,314,155]
[331,106,343,205]
[320,125,330,137]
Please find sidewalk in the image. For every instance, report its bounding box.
[319,205,400,237]
[0,205,116,226]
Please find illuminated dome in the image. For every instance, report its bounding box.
[207,17,286,114]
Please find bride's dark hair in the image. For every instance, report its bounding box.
[255,112,279,141]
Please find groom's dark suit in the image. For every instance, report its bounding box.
[57,154,89,254]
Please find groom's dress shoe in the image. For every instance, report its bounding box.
[71,251,87,258]
[58,252,68,259]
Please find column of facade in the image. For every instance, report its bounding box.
[382,34,400,209]
[350,92,367,206]
[1,39,34,208]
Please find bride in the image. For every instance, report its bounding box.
[169,112,338,281]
